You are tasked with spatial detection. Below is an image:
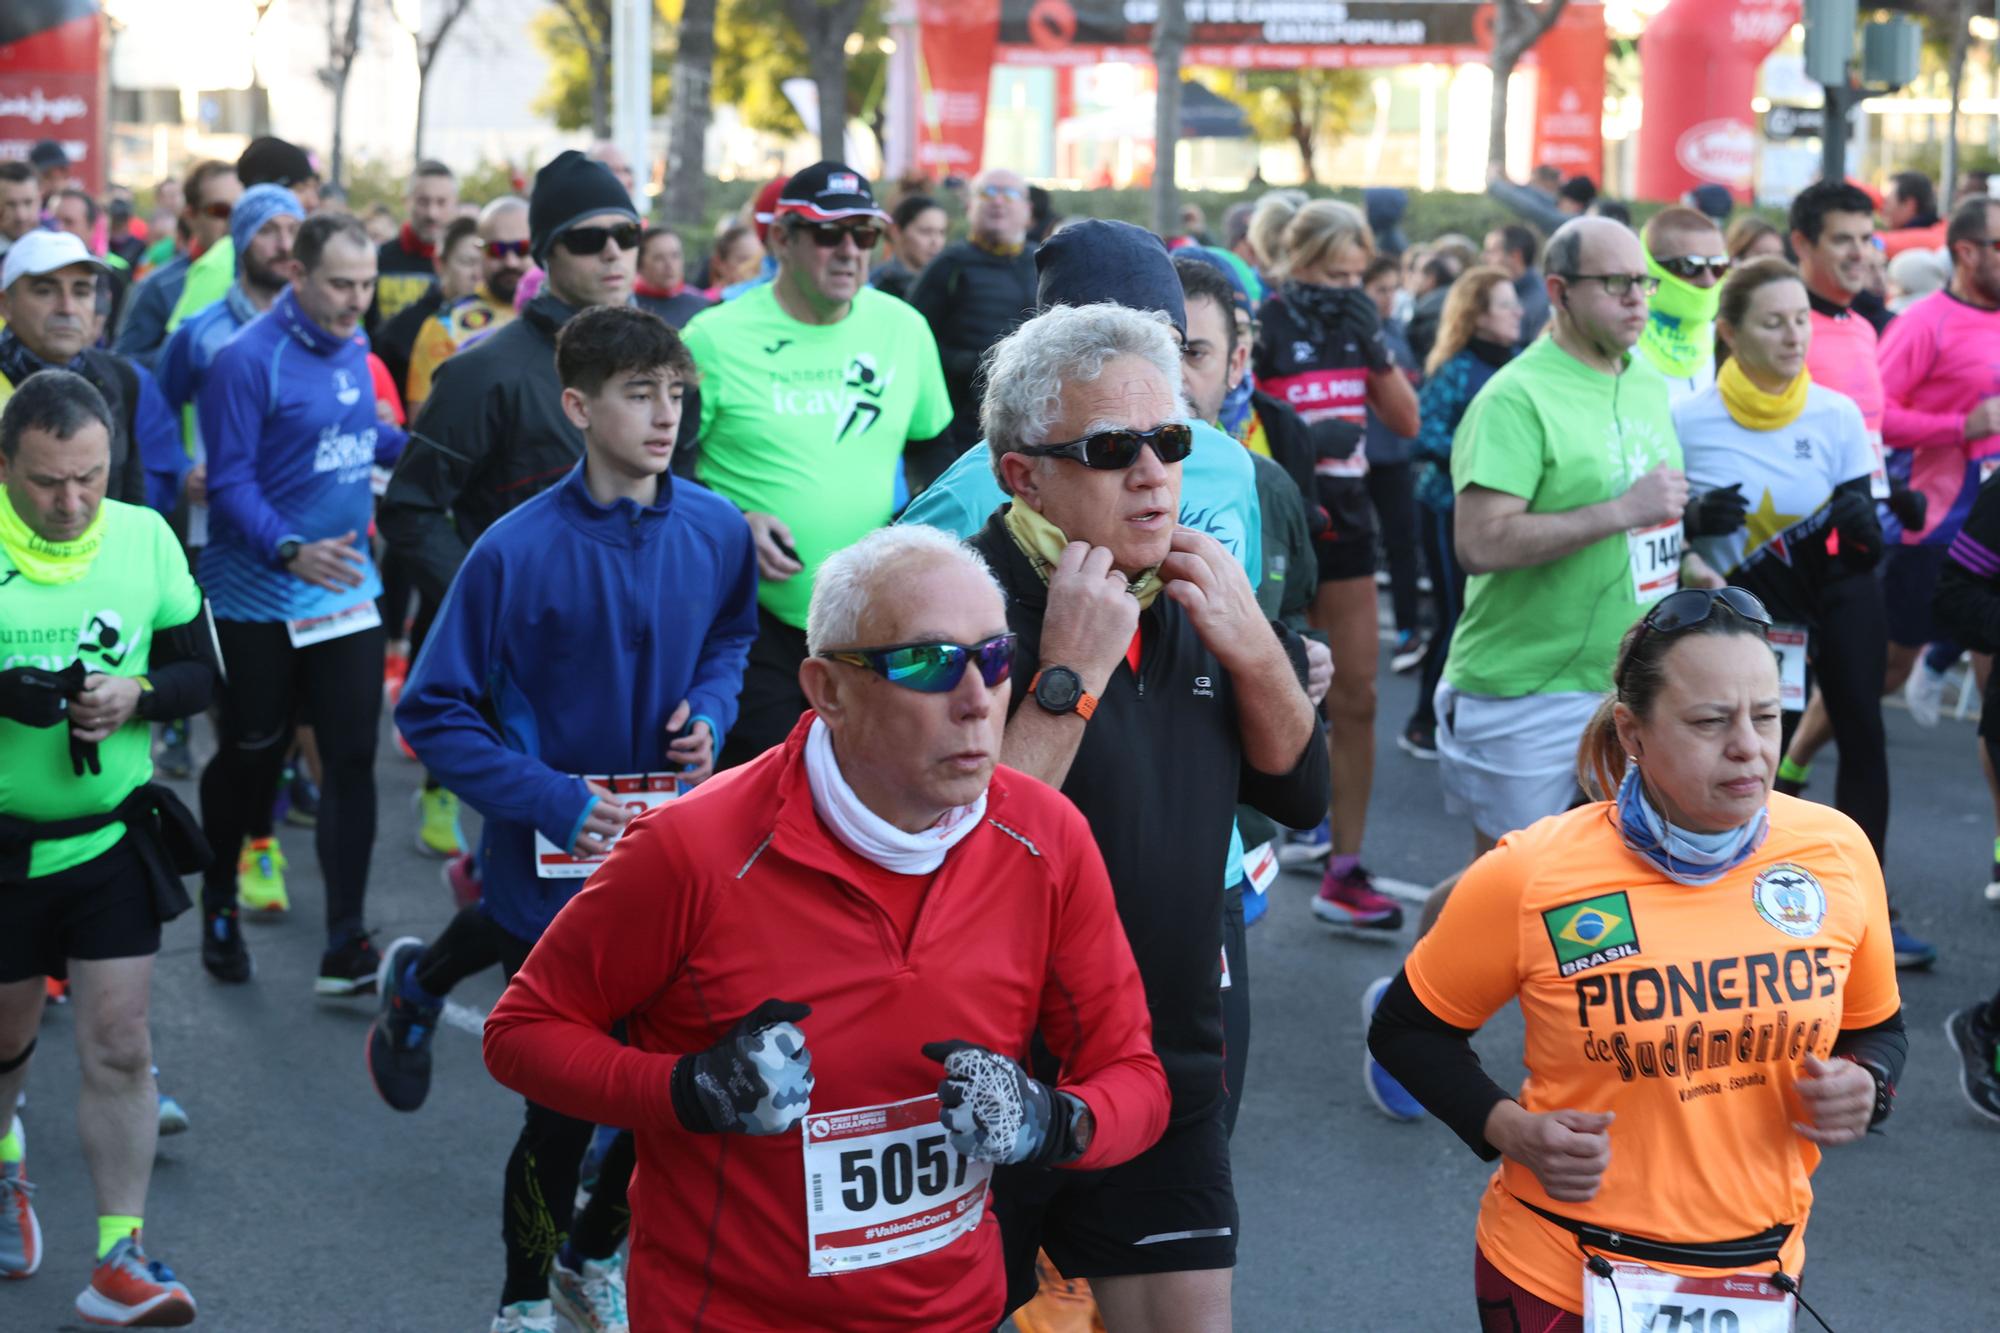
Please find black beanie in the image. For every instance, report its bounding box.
[1035,219,1187,337]
[237,137,315,188]
[531,150,639,264]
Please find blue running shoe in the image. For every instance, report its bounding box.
[1278,818,1332,868]
[1361,976,1424,1122]
[365,937,439,1110]
[1891,919,1937,970]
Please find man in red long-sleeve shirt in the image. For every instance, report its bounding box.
[483,523,1169,1332]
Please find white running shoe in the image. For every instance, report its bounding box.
[491,1300,558,1333]
[1983,878,2000,905]
[1904,659,1950,728]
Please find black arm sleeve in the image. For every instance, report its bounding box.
[1237,695,1330,830]
[136,600,220,723]
[1934,475,2000,653]
[1830,1007,1908,1123]
[1367,970,1511,1160]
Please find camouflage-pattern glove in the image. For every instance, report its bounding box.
[670,999,814,1135]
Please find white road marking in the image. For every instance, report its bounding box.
[442,1001,487,1036]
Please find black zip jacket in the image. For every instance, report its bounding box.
[971,507,1330,1122]
[378,292,583,603]
[909,241,1039,444]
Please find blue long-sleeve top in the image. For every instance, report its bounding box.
[197,286,406,621]
[129,365,189,513]
[1413,344,1508,515]
[394,461,759,943]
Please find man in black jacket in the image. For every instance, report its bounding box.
[970,301,1328,1331]
[908,166,1038,484]
[366,160,458,337]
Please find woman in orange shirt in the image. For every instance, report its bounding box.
[1370,587,1906,1331]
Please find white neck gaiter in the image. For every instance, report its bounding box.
[804,716,986,875]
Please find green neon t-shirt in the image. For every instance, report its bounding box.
[683,284,952,629]
[1444,338,1682,699]
[0,501,203,876]
[165,236,234,333]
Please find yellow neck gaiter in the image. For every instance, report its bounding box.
[973,235,1025,258]
[1003,500,1165,609]
[0,490,106,585]
[1717,358,1810,433]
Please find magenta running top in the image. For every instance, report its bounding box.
[1879,288,2000,545]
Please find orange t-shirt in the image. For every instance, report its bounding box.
[1404,793,1900,1314]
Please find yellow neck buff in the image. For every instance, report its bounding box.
[1717,358,1810,433]
[0,490,106,585]
[1002,499,1165,609]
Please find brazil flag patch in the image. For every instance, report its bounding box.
[1541,893,1640,977]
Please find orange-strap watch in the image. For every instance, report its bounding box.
[1029,667,1097,720]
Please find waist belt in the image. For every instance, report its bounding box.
[1518,1197,1793,1270]
[0,782,210,922]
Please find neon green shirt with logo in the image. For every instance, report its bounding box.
[683,284,952,629]
[0,501,202,876]
[1444,337,1682,699]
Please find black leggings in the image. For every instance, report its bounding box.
[1410,506,1466,731]
[1810,574,1890,862]
[1366,459,1422,636]
[199,618,384,943]
[1220,880,1250,1140]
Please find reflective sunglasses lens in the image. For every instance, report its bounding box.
[1081,433,1145,469]
[1153,424,1195,462]
[973,637,1015,687]
[882,644,965,693]
[1717,586,1772,626]
[611,224,643,249]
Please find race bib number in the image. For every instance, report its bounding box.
[533,772,684,878]
[1243,840,1279,897]
[1584,1261,1796,1332]
[1769,623,1809,711]
[1867,430,1890,500]
[802,1094,992,1276]
[285,599,382,648]
[1629,521,1683,605]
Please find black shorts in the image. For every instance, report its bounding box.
[0,837,160,983]
[717,607,810,771]
[1881,543,1949,648]
[1315,475,1378,583]
[993,1103,1237,1310]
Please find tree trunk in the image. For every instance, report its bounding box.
[590,46,612,138]
[1151,0,1186,236]
[1486,0,1570,170]
[1290,97,1314,181]
[1945,0,1971,210]
[412,1,475,170]
[665,0,717,225]
[328,0,364,189]
[784,0,866,162]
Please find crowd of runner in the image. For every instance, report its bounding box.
[0,127,1996,1330]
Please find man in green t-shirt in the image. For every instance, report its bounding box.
[681,160,952,767]
[1439,217,1689,853]
[0,371,220,1320]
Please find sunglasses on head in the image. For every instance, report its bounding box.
[485,238,531,259]
[1019,422,1195,471]
[559,223,642,256]
[819,633,1017,694]
[791,221,882,250]
[1658,255,1732,281]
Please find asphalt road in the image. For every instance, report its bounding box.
[7,641,1998,1331]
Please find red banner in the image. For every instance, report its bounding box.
[1635,0,1797,201]
[917,0,1002,176]
[1530,3,1606,185]
[0,9,102,195]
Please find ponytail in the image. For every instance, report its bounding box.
[1575,696,1627,803]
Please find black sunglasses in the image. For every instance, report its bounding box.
[560,223,643,255]
[1019,422,1194,471]
[1562,272,1660,298]
[485,238,531,259]
[792,221,882,250]
[1619,587,1773,691]
[1657,255,1732,281]
[819,633,1017,694]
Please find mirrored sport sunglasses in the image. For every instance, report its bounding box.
[1019,421,1194,471]
[1657,255,1732,281]
[819,633,1017,694]
[485,238,531,259]
[559,223,643,255]
[793,221,883,249]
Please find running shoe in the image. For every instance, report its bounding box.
[365,936,438,1112]
[395,727,418,762]
[316,933,382,998]
[442,852,482,911]
[1890,920,1937,970]
[236,838,289,919]
[1984,862,2000,905]
[156,1092,189,1138]
[414,787,465,858]
[1903,658,1949,729]
[383,646,409,703]
[153,720,191,781]
[1313,864,1405,936]
[283,769,320,828]
[44,977,67,1005]
[1397,719,1438,760]
[1390,630,1427,675]
[0,1120,40,1279]
[74,1233,195,1327]
[491,1300,558,1333]
[1277,818,1332,868]
[199,911,253,984]
[551,1252,629,1333]
[1944,1005,2000,1124]
[1360,976,1424,1122]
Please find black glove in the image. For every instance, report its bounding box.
[1683,483,1748,539]
[922,1039,1086,1167]
[669,999,813,1135]
[0,664,78,727]
[1887,478,1927,533]
[68,728,101,777]
[1325,285,1394,372]
[1828,487,1883,573]
[1307,417,1365,464]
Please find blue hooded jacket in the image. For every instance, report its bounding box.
[395,461,759,942]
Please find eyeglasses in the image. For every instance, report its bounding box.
[485,238,531,259]
[819,633,1017,694]
[197,202,233,221]
[1562,273,1660,298]
[979,185,1026,201]
[1657,255,1732,281]
[559,223,642,255]
[1018,422,1195,471]
[792,222,882,250]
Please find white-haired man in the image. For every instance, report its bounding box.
[967,302,1329,1331]
[483,523,1170,1330]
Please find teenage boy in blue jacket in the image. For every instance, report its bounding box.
[369,305,758,1333]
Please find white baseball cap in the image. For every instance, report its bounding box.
[1,229,109,293]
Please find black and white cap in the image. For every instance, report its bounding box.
[773,161,888,225]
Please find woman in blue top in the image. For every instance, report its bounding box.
[1402,266,1519,756]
